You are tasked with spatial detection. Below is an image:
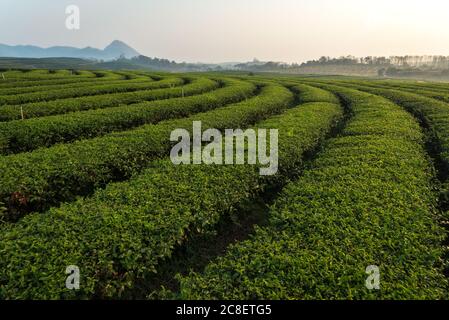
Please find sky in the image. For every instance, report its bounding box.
[1,0,449,63]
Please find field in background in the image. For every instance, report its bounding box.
[0,69,448,300]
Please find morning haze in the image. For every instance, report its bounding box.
[1,0,449,63]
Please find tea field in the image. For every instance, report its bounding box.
[0,69,448,299]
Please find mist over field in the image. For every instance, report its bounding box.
[2,0,449,63]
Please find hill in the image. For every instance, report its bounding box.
[0,40,140,60]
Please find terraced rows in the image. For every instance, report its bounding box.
[314,79,449,221]
[179,84,447,300]
[0,72,152,95]
[0,78,223,154]
[0,76,185,106]
[0,77,189,121]
[0,78,258,218]
[0,69,99,83]
[301,79,449,195]
[318,79,449,104]
[0,69,448,300]
[0,70,121,88]
[0,82,343,299]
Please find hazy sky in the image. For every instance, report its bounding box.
[1,0,449,63]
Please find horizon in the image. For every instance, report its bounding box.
[4,39,449,65]
[2,0,449,63]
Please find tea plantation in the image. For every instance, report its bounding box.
[0,69,447,299]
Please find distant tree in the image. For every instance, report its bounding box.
[377,68,386,77]
[318,56,329,64]
[385,67,399,76]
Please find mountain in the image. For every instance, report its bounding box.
[103,40,140,60]
[0,40,140,61]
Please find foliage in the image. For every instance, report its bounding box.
[0,83,290,220]
[0,70,447,300]
[180,85,447,300]
[0,93,342,299]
